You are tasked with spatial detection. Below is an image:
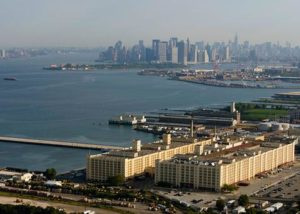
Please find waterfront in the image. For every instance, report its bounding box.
[0,53,297,172]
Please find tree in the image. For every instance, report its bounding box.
[44,168,57,180]
[238,194,249,207]
[216,199,225,211]
[221,184,238,193]
[107,175,124,186]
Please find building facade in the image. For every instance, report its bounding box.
[155,138,296,191]
[86,135,212,181]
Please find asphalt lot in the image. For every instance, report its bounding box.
[155,189,225,208]
[255,172,300,199]
[155,159,300,208]
[237,160,300,196]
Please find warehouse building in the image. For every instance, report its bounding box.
[86,134,212,181]
[155,137,296,191]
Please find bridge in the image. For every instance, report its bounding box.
[0,136,124,151]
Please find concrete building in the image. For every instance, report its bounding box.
[152,39,160,61]
[178,41,187,65]
[155,137,296,191]
[0,49,5,58]
[86,134,212,181]
[0,170,32,182]
[158,41,168,63]
[189,44,198,64]
[224,46,231,62]
[203,50,210,63]
[171,47,178,64]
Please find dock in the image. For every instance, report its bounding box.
[0,136,124,151]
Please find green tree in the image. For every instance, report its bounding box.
[246,207,257,214]
[44,168,57,180]
[107,174,125,186]
[238,194,249,207]
[216,199,225,211]
[221,184,238,193]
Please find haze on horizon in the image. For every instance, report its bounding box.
[0,0,299,48]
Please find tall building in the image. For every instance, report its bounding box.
[158,41,168,63]
[171,47,178,64]
[211,48,217,62]
[177,41,187,65]
[203,49,209,63]
[145,48,153,62]
[189,44,198,63]
[1,49,5,58]
[186,38,190,61]
[224,46,231,62]
[138,40,146,61]
[152,39,160,61]
[169,37,178,48]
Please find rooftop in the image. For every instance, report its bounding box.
[90,136,210,159]
[161,137,296,166]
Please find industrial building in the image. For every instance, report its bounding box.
[155,136,296,191]
[86,134,212,181]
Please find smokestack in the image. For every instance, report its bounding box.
[190,119,194,138]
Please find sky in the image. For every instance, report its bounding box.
[0,0,299,48]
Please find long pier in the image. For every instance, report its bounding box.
[0,136,124,151]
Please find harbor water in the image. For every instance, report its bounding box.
[0,52,296,172]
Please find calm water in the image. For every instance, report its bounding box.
[0,53,297,172]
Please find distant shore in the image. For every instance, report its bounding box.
[43,63,187,71]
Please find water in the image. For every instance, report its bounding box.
[0,52,297,172]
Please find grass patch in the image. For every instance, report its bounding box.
[242,109,288,121]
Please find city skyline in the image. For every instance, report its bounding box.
[0,0,300,47]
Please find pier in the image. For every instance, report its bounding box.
[0,136,124,151]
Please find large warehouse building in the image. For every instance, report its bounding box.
[155,137,296,191]
[86,134,211,181]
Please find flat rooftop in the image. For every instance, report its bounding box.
[90,137,209,159]
[163,138,295,166]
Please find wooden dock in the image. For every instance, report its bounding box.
[0,136,124,151]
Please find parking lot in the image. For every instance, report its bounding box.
[155,190,226,209]
[154,159,300,209]
[237,160,300,196]
[255,172,300,199]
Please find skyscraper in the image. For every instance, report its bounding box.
[1,49,5,58]
[203,49,209,63]
[224,46,231,62]
[186,38,190,61]
[152,39,160,61]
[189,44,197,64]
[177,41,187,65]
[171,47,178,64]
[158,41,168,63]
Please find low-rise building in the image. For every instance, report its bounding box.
[0,170,32,182]
[86,134,212,181]
[155,137,296,191]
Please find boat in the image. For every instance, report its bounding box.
[3,77,17,81]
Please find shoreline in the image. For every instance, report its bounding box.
[173,78,300,89]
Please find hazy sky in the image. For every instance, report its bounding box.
[0,0,299,47]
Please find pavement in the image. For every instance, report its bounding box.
[153,159,300,209]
